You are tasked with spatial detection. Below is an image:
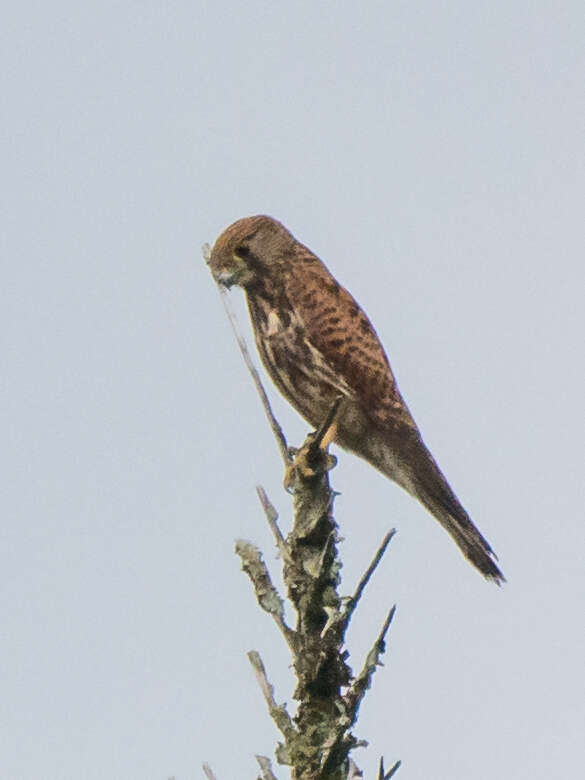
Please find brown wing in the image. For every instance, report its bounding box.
[284,251,417,431]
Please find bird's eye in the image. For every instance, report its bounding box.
[235,244,250,258]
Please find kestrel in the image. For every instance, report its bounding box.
[209,215,504,583]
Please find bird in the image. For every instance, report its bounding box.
[208,215,504,584]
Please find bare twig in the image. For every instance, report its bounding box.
[255,754,278,780]
[204,243,290,466]
[345,606,397,721]
[235,541,295,650]
[339,530,396,638]
[379,756,402,779]
[202,762,219,780]
[219,286,290,464]
[347,758,364,779]
[256,485,291,563]
[248,650,296,745]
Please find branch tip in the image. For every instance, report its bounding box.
[202,762,218,780]
[344,530,395,626]
[379,757,402,779]
[235,541,295,648]
[256,485,290,561]
[247,651,295,739]
[255,754,278,780]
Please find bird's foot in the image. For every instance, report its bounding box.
[283,439,337,492]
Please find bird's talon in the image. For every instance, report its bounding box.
[283,443,337,492]
[324,453,337,472]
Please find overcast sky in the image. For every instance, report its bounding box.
[3,2,584,779]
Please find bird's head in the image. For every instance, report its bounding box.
[208,215,295,290]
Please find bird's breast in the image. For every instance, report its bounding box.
[247,293,346,426]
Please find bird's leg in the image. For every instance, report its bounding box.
[284,397,342,491]
[316,418,338,451]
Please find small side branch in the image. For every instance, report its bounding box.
[345,606,397,723]
[379,757,402,779]
[255,754,279,780]
[256,485,291,563]
[248,650,296,748]
[347,758,364,779]
[339,530,396,640]
[202,762,219,780]
[235,540,296,652]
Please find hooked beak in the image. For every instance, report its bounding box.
[211,254,255,289]
[214,268,239,288]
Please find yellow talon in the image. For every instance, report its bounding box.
[283,438,337,492]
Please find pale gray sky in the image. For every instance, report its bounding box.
[2,2,584,779]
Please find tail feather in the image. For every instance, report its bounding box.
[425,499,505,584]
[412,444,504,583]
[364,426,505,584]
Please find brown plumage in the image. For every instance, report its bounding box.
[209,215,504,583]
